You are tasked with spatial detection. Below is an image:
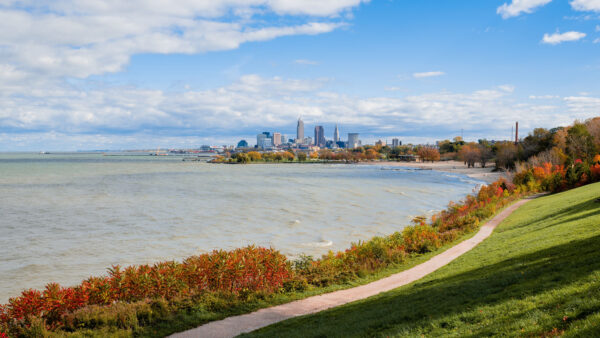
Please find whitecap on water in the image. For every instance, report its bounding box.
[302,239,333,248]
[384,188,407,196]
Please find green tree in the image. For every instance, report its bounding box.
[567,123,596,161]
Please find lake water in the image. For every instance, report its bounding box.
[0,153,483,302]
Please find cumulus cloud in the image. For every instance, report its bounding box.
[497,0,552,19]
[412,71,445,79]
[542,31,586,44]
[0,1,361,80]
[570,0,600,12]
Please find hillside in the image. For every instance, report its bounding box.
[245,182,600,337]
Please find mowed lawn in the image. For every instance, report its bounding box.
[244,182,600,337]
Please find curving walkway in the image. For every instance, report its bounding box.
[172,196,538,338]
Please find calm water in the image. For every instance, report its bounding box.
[0,153,482,302]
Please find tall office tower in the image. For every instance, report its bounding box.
[392,138,400,148]
[297,118,304,141]
[314,126,325,147]
[333,124,340,143]
[273,132,282,146]
[347,133,359,149]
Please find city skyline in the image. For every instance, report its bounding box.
[252,118,361,150]
[1,1,599,151]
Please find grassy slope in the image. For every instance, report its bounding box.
[245,182,600,337]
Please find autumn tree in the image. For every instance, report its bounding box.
[552,128,567,151]
[235,153,250,164]
[318,149,333,160]
[365,148,380,161]
[417,146,440,163]
[495,142,517,170]
[567,123,596,161]
[458,144,480,168]
[282,151,295,161]
[478,145,493,168]
[585,117,600,149]
[297,152,307,162]
[247,151,262,161]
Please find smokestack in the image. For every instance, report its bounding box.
[515,121,519,144]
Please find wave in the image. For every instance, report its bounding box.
[302,240,333,248]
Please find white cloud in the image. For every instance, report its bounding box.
[497,0,552,19]
[529,95,559,99]
[0,1,361,80]
[563,95,600,114]
[384,87,406,92]
[498,85,516,93]
[294,59,320,65]
[413,71,445,79]
[542,31,586,44]
[570,0,600,12]
[597,25,600,31]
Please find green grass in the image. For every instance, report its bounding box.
[244,182,600,337]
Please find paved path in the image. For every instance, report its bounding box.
[172,196,536,338]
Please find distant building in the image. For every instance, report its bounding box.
[376,139,386,147]
[392,138,401,147]
[237,140,248,148]
[336,141,346,148]
[314,126,326,147]
[297,118,304,141]
[273,132,282,146]
[257,133,273,149]
[333,124,340,143]
[347,133,359,149]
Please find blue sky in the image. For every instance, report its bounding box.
[0,0,599,150]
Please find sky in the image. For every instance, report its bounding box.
[0,0,599,151]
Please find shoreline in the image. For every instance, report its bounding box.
[365,160,507,184]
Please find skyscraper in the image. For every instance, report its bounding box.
[297,118,304,141]
[273,132,281,146]
[392,138,401,148]
[257,133,272,149]
[314,126,325,147]
[347,133,359,149]
[333,124,340,143]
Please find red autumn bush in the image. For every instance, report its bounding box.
[0,246,290,329]
[514,157,600,193]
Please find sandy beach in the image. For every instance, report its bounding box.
[370,160,507,184]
